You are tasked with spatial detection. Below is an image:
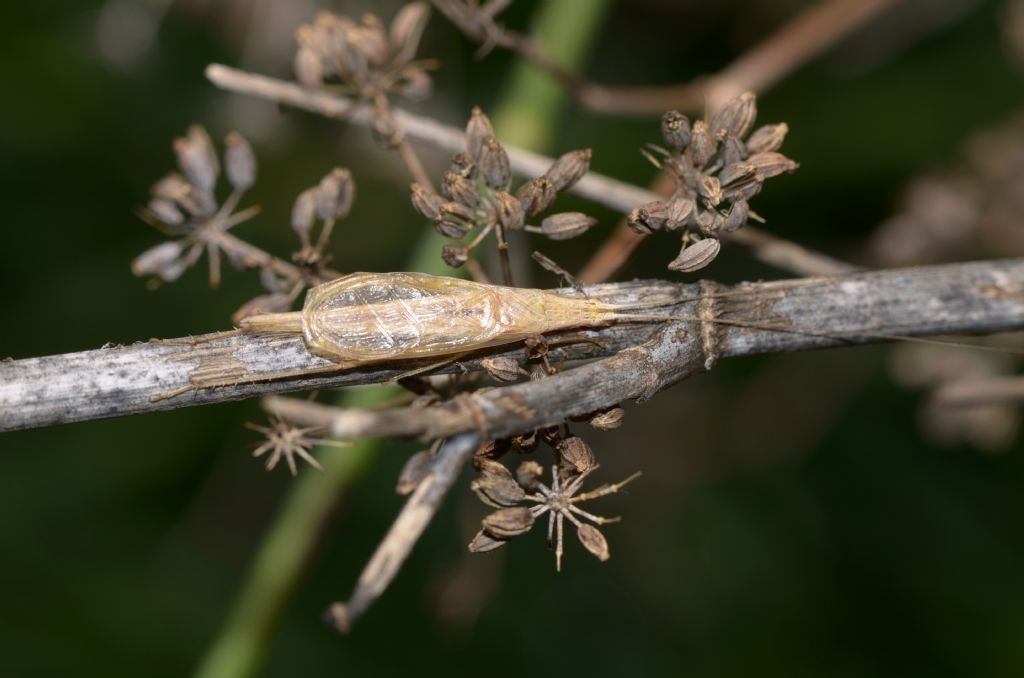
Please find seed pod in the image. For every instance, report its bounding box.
[747,151,799,178]
[481,356,524,382]
[410,182,444,219]
[441,170,478,207]
[720,135,746,167]
[396,449,434,495]
[317,168,355,220]
[661,110,692,151]
[745,123,788,154]
[147,197,184,225]
[470,463,526,507]
[696,175,723,207]
[468,529,508,553]
[151,173,191,202]
[294,45,324,86]
[466,107,495,162]
[696,209,722,236]
[627,200,669,234]
[516,176,557,216]
[668,237,721,272]
[544,149,591,191]
[516,460,544,490]
[512,429,539,453]
[479,136,511,189]
[187,124,220,189]
[494,191,525,230]
[394,65,432,102]
[577,524,610,561]
[433,207,472,239]
[721,199,749,233]
[719,161,757,187]
[723,176,763,202]
[710,91,757,139]
[690,120,716,168]
[389,1,429,62]
[557,436,597,475]
[589,405,625,430]
[132,241,184,281]
[441,245,468,268]
[224,132,257,191]
[174,136,216,194]
[539,212,596,240]
[449,152,477,179]
[351,16,388,66]
[482,507,535,538]
[663,195,695,231]
[291,187,318,243]
[371,114,402,148]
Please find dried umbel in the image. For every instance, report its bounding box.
[294,4,434,145]
[245,416,350,476]
[409,107,596,273]
[133,125,261,288]
[630,92,798,272]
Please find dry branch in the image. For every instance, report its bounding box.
[4,259,1023,433]
[204,64,853,278]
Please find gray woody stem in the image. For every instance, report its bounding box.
[204,64,853,277]
[3,259,1023,433]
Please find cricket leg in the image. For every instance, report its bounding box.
[150,361,358,403]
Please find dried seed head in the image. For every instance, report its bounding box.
[577,524,610,561]
[468,530,508,553]
[661,110,692,151]
[516,460,544,489]
[544,149,592,191]
[482,507,535,538]
[663,195,695,231]
[294,45,324,86]
[147,198,184,225]
[479,136,511,189]
[396,449,434,495]
[441,245,468,268]
[317,168,354,220]
[747,151,799,179]
[224,132,257,192]
[494,190,525,231]
[721,199,749,233]
[132,241,185,281]
[516,176,558,217]
[589,406,625,430]
[291,187,318,243]
[668,237,721,272]
[710,91,757,139]
[696,174,723,207]
[471,462,526,507]
[481,356,524,382]
[745,123,789,154]
[410,182,444,220]
[690,120,716,168]
[557,436,597,475]
[540,212,597,240]
[627,200,669,234]
[466,107,495,161]
[441,170,479,207]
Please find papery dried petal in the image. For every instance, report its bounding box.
[224,132,257,191]
[668,237,720,272]
[544,149,591,191]
[577,523,610,561]
[482,507,535,538]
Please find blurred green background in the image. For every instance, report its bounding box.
[3,0,1024,676]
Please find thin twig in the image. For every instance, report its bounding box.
[204,63,853,277]
[5,259,1021,433]
[322,432,480,633]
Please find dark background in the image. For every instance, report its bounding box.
[3,0,1024,676]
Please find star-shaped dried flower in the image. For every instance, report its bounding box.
[245,416,350,476]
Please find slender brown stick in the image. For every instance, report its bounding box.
[204,63,852,277]
[323,432,480,633]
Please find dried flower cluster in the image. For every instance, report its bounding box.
[629,92,798,272]
[245,416,350,476]
[133,125,260,287]
[466,434,640,570]
[234,167,355,322]
[410,107,595,276]
[294,4,433,145]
